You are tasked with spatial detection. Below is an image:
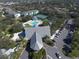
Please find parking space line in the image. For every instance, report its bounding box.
[47,55,53,59]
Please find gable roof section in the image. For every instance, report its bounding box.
[67,19,73,25]
[24,26,51,40]
[30,32,43,50]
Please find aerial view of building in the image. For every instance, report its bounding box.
[0,0,79,59]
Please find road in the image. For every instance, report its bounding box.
[44,19,74,59]
[44,28,71,59]
[20,50,28,59]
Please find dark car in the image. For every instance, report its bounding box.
[69,24,75,32]
[63,45,72,53]
[67,32,73,38]
[55,52,61,59]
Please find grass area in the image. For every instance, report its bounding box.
[29,48,46,59]
[51,18,65,32]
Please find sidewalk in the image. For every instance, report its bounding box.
[50,29,60,40]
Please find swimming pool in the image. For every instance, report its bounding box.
[32,21,38,27]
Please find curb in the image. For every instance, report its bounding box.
[19,48,25,59]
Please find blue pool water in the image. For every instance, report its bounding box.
[32,21,38,27]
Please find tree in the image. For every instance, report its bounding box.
[20,16,32,22]
[69,49,79,57]
[0,36,16,49]
[29,48,46,59]
[42,36,54,46]
[8,23,24,34]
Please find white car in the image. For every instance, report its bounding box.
[59,56,62,59]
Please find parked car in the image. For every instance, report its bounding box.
[55,52,61,59]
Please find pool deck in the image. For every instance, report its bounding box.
[22,20,43,27]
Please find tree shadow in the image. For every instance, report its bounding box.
[63,32,73,45]
[63,38,72,45]
[62,45,72,56]
[25,40,33,59]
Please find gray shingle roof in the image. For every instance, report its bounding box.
[30,32,43,50]
[36,14,47,19]
[24,26,51,40]
[67,19,73,25]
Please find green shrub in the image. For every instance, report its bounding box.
[43,36,54,46]
[29,48,46,59]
